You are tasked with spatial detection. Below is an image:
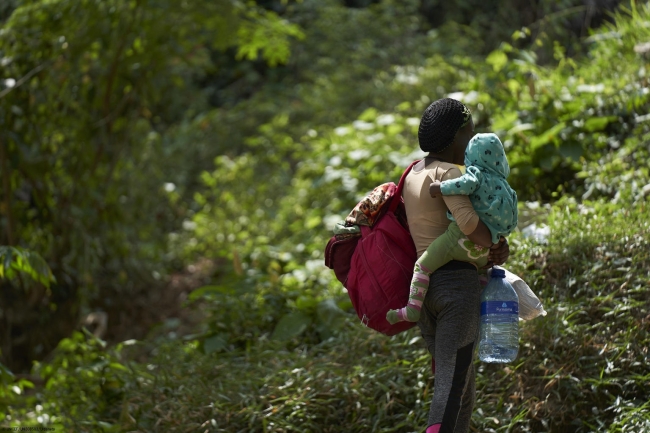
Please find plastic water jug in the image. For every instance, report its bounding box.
[478,268,519,363]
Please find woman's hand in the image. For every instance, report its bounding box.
[486,237,509,266]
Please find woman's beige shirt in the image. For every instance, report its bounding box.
[403,160,480,258]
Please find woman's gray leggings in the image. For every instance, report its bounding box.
[417,266,481,433]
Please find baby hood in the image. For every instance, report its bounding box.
[464,133,510,178]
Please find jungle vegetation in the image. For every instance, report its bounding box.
[1,0,649,432]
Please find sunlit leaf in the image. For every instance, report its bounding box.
[584,116,617,132]
[486,49,508,71]
[529,122,566,150]
[188,285,236,301]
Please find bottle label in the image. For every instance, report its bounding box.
[481,301,519,315]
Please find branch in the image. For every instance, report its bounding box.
[0,63,47,99]
[92,0,142,171]
[94,91,133,128]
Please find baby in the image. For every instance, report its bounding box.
[387,133,518,324]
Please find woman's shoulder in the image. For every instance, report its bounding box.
[435,161,461,171]
[436,163,464,181]
[410,160,465,183]
[413,160,462,174]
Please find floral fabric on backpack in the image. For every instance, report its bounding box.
[345,183,396,227]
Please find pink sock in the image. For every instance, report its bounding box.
[426,424,441,433]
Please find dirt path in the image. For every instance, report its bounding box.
[91,259,216,344]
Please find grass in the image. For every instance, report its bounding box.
[1,197,649,433]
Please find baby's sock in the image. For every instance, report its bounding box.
[426,424,441,433]
[386,263,430,324]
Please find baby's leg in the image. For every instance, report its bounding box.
[386,223,460,324]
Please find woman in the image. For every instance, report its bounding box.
[403,98,510,433]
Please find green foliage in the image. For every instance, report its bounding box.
[0,357,34,422]
[0,246,54,288]
[0,0,303,370]
[471,197,650,432]
[365,3,646,201]
[2,330,142,431]
[186,4,650,285]
[236,5,305,66]
[2,0,650,431]
[466,3,650,200]
[185,267,351,353]
[419,0,622,60]
[147,5,649,431]
[3,196,649,431]
[0,0,302,281]
[173,6,650,388]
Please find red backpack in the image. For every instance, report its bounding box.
[324,162,418,336]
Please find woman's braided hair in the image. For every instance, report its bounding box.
[418,98,472,153]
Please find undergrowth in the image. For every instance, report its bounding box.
[2,197,649,433]
[2,3,650,433]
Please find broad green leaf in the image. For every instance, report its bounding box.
[358,107,378,121]
[97,421,114,430]
[0,246,54,288]
[108,362,129,372]
[203,334,227,354]
[492,111,519,131]
[296,295,318,310]
[530,123,566,150]
[316,299,348,329]
[0,362,14,385]
[305,216,321,230]
[2,248,12,274]
[188,285,236,301]
[583,116,617,132]
[486,50,508,71]
[559,143,583,162]
[508,123,535,135]
[17,379,34,389]
[271,312,312,341]
[539,155,556,171]
[338,298,353,312]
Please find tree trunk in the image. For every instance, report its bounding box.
[0,136,16,246]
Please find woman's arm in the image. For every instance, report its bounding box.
[437,166,510,261]
[444,194,496,249]
[440,174,510,260]
[466,219,493,248]
[466,218,510,266]
[440,168,490,246]
[459,212,510,264]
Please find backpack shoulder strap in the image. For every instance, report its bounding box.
[389,160,420,213]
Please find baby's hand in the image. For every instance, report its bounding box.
[429,181,442,198]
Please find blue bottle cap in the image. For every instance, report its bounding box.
[491,268,506,278]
